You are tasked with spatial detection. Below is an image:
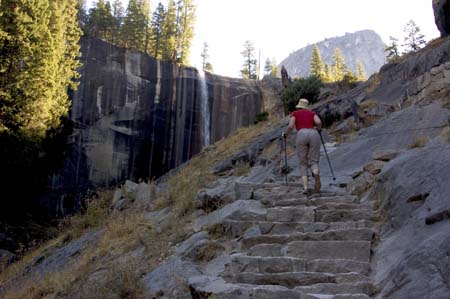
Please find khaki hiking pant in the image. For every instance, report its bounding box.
[296,128,321,176]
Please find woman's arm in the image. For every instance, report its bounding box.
[287,116,296,133]
[283,116,296,138]
[313,114,322,129]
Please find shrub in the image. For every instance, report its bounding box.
[281,76,323,114]
[254,111,269,123]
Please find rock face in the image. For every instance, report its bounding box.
[51,36,263,192]
[433,0,450,36]
[279,30,386,78]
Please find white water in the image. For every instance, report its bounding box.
[198,70,210,147]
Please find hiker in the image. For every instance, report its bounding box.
[282,98,322,194]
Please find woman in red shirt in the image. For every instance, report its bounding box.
[284,98,322,194]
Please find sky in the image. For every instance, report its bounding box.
[87,0,441,78]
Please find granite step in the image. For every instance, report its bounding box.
[263,196,360,207]
[248,241,371,262]
[228,255,371,275]
[241,228,374,249]
[215,219,374,237]
[226,271,369,289]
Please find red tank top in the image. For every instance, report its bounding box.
[291,109,316,130]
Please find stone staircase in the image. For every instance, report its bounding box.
[189,183,376,299]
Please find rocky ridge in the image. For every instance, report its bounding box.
[279,30,386,78]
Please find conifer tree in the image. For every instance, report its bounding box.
[356,60,366,81]
[161,0,177,61]
[174,0,196,64]
[323,64,334,83]
[200,42,213,72]
[263,58,278,77]
[0,0,81,138]
[385,36,400,61]
[332,48,347,82]
[77,0,88,29]
[121,0,150,52]
[240,40,257,79]
[85,0,115,41]
[111,0,124,44]
[310,45,324,80]
[402,19,426,54]
[150,2,166,59]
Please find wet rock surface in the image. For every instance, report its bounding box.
[51,36,263,193]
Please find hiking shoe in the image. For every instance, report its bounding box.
[314,174,321,193]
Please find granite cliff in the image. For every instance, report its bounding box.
[279,30,386,78]
[51,36,263,193]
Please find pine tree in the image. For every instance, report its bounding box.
[332,48,348,82]
[111,0,124,44]
[77,0,88,29]
[149,2,165,59]
[240,40,257,79]
[174,0,196,64]
[85,0,115,41]
[356,60,366,81]
[385,36,400,61]
[200,42,213,72]
[161,0,177,61]
[264,58,272,76]
[0,0,81,138]
[121,0,150,52]
[263,58,278,77]
[402,19,426,54]
[323,64,334,83]
[310,45,324,80]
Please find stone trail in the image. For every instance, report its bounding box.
[189,183,376,299]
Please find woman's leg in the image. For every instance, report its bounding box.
[296,131,309,192]
[309,130,322,192]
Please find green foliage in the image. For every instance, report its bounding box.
[332,48,348,81]
[264,57,278,77]
[0,0,81,138]
[174,0,196,64]
[120,0,150,52]
[160,0,177,60]
[85,0,115,41]
[310,45,324,80]
[254,111,269,123]
[149,2,165,59]
[81,0,196,64]
[402,19,426,54]
[201,42,213,72]
[323,64,333,83]
[385,36,400,61]
[281,76,323,114]
[240,40,257,79]
[356,60,366,81]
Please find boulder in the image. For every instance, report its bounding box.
[433,0,450,37]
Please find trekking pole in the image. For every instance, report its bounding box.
[283,135,289,186]
[318,129,336,181]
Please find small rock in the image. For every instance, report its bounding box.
[364,160,386,175]
[372,149,400,162]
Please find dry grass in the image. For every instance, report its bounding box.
[2,210,156,299]
[1,120,282,299]
[359,99,379,111]
[59,189,114,242]
[366,73,381,94]
[408,135,429,149]
[234,161,251,176]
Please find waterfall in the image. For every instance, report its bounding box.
[198,70,210,147]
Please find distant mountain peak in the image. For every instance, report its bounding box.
[280,30,386,78]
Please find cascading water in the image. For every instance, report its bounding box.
[198,70,210,147]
